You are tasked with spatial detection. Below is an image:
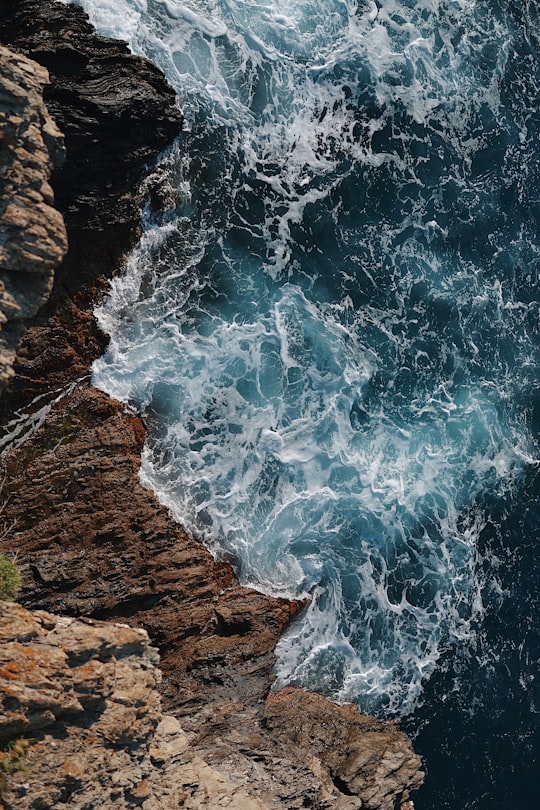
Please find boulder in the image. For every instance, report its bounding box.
[0,45,68,390]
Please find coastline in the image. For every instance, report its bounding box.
[0,2,423,807]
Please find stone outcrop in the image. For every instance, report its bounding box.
[0,601,269,809]
[263,690,422,810]
[0,385,300,719]
[0,597,422,810]
[0,44,68,390]
[0,384,423,809]
[0,0,183,239]
[0,0,184,413]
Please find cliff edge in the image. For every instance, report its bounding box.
[0,44,67,390]
[0,0,183,412]
[1,385,422,809]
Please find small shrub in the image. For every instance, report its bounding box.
[0,738,31,798]
[0,554,20,601]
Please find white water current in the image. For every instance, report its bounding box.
[66,0,539,717]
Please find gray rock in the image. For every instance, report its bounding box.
[0,602,266,810]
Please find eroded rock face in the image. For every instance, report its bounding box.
[0,601,422,810]
[0,44,68,390]
[0,0,183,413]
[0,601,268,810]
[0,384,423,809]
[0,385,302,716]
[264,690,424,810]
[0,0,183,239]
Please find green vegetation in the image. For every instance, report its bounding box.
[0,554,20,601]
[0,738,31,799]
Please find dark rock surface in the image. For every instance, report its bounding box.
[0,0,183,412]
[0,0,183,238]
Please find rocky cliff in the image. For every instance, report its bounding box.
[0,2,424,808]
[0,601,272,809]
[0,600,422,810]
[0,44,67,390]
[0,385,423,809]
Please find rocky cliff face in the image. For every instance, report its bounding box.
[0,601,272,809]
[0,385,423,809]
[0,0,183,412]
[0,597,422,810]
[0,2,424,808]
[0,0,183,240]
[0,44,67,390]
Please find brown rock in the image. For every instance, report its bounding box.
[0,44,68,390]
[0,384,298,716]
[0,601,267,810]
[264,689,424,809]
[0,383,423,808]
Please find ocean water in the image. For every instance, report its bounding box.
[70,0,538,806]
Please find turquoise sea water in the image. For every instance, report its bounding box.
[71,1,538,805]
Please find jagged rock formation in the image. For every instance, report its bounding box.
[0,601,269,809]
[0,0,183,412]
[0,385,423,809]
[0,385,300,719]
[0,598,422,810]
[0,0,183,242]
[0,44,67,390]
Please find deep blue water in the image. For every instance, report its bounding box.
[72,0,538,806]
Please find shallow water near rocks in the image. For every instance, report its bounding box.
[67,0,539,806]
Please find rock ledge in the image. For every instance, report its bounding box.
[0,44,68,390]
[0,601,270,809]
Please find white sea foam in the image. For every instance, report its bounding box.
[61,0,147,40]
[84,0,538,715]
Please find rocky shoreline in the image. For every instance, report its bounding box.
[0,0,182,409]
[0,2,423,807]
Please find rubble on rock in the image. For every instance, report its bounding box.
[0,2,423,808]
